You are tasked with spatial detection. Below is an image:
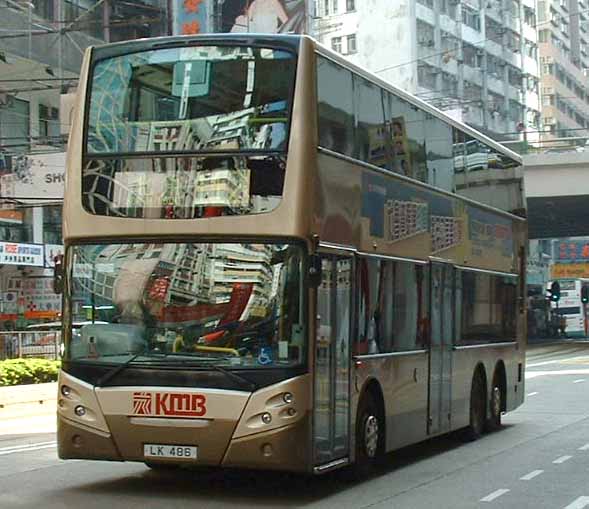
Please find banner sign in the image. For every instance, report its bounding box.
[0,242,44,266]
[218,0,307,33]
[551,263,589,279]
[555,240,589,263]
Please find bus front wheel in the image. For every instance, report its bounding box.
[354,392,384,474]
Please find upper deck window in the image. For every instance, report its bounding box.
[86,45,296,155]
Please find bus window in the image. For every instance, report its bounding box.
[459,270,517,343]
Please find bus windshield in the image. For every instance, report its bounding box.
[66,242,305,369]
[86,45,296,155]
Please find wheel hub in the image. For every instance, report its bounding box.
[364,415,379,458]
[491,386,501,417]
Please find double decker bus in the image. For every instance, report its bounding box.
[547,279,589,337]
[56,34,527,474]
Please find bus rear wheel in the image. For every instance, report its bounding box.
[353,392,384,474]
[463,371,486,442]
[486,382,503,432]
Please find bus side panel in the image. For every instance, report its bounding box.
[355,355,429,452]
[451,347,523,431]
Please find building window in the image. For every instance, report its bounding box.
[346,0,355,11]
[324,0,329,16]
[333,0,338,14]
[0,98,30,154]
[43,205,63,245]
[331,36,342,53]
[39,105,60,143]
[347,34,357,54]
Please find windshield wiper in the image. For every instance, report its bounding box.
[156,356,258,392]
[208,364,257,392]
[95,349,154,387]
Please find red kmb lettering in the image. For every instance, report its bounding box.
[151,392,207,417]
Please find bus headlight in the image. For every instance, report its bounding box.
[283,392,293,404]
[60,385,71,397]
[261,412,272,424]
[74,405,86,417]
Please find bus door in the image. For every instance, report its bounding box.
[313,254,352,467]
[428,262,454,435]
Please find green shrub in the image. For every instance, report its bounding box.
[0,359,61,386]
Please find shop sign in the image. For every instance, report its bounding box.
[0,242,44,266]
[0,152,65,202]
[44,244,64,268]
[551,263,589,279]
[7,277,61,315]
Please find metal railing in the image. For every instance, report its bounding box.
[503,136,589,155]
[0,331,61,361]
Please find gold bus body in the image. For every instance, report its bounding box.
[58,35,526,473]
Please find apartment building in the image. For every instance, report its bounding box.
[314,0,541,142]
[537,0,589,140]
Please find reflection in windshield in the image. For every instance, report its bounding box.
[67,242,305,369]
[82,154,285,219]
[87,45,295,154]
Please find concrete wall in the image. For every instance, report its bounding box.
[524,152,589,198]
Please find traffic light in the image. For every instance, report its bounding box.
[582,286,589,304]
[547,281,561,302]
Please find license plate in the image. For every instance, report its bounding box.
[144,444,197,460]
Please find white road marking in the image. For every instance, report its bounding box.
[553,455,573,464]
[578,443,589,451]
[527,392,539,396]
[526,369,589,380]
[563,496,589,509]
[0,441,56,456]
[574,379,586,383]
[480,489,510,502]
[520,469,544,480]
[527,356,589,368]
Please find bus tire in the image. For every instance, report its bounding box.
[353,392,384,475]
[462,370,486,442]
[486,374,504,432]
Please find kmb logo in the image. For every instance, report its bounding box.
[132,392,207,417]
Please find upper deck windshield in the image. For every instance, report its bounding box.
[65,242,305,374]
[86,45,296,155]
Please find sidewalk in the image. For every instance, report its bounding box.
[0,382,57,408]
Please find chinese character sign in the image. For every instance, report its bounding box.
[555,239,589,263]
[173,0,208,35]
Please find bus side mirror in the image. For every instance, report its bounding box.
[308,255,322,288]
[53,254,64,294]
